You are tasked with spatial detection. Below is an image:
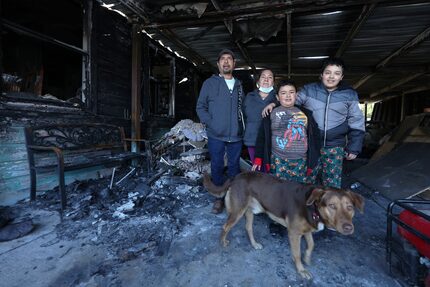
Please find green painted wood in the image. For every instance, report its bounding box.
[0,107,131,205]
[0,160,29,178]
[0,144,28,162]
[0,126,26,144]
[0,165,114,204]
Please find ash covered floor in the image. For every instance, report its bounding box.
[0,166,402,287]
[0,121,404,287]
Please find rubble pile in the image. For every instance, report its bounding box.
[26,119,212,261]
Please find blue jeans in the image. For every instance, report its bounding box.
[208,137,242,186]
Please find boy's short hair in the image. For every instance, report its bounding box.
[320,57,346,74]
[277,79,297,91]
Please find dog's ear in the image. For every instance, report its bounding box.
[348,191,365,213]
[306,187,325,206]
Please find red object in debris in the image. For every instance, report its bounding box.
[397,209,430,259]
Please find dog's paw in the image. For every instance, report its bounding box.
[252,242,263,250]
[298,269,312,280]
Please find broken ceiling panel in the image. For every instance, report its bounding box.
[234,17,284,43]
[160,3,209,18]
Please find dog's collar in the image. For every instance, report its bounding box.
[308,203,324,230]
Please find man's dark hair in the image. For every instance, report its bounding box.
[217,49,235,61]
[320,57,345,74]
[277,79,297,91]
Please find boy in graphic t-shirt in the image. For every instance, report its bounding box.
[252,80,320,183]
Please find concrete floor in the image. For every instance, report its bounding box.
[0,171,406,287]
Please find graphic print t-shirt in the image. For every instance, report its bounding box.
[270,106,308,160]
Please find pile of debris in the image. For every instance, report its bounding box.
[5,119,212,260]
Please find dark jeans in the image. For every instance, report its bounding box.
[208,137,242,186]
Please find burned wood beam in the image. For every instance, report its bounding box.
[365,83,430,102]
[2,19,87,55]
[116,0,214,71]
[211,0,257,75]
[169,57,176,118]
[369,73,425,98]
[131,24,142,153]
[403,84,430,95]
[118,0,151,23]
[286,12,292,78]
[335,3,376,58]
[142,37,150,120]
[158,28,214,70]
[183,25,216,42]
[82,0,93,109]
[353,26,430,89]
[235,41,257,75]
[142,0,412,29]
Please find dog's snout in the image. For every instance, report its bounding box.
[342,223,354,234]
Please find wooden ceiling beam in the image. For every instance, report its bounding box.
[369,73,425,98]
[158,28,214,70]
[117,0,214,71]
[353,26,430,89]
[211,0,257,75]
[403,84,430,95]
[335,3,376,58]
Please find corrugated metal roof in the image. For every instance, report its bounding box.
[104,0,430,101]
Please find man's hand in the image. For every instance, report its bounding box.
[262,103,276,117]
[345,153,357,160]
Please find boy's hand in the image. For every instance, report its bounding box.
[345,153,357,160]
[251,164,261,171]
[252,157,263,171]
[262,103,276,117]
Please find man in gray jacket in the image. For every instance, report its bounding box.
[196,49,244,213]
[264,58,365,188]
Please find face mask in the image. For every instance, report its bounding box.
[259,86,273,94]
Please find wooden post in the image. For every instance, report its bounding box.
[131,23,142,153]
[82,0,92,109]
[169,57,176,118]
[142,37,151,120]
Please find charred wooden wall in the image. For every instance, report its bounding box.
[0,100,118,205]
[91,4,132,120]
[0,3,135,205]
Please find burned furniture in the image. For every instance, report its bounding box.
[386,199,430,286]
[24,123,144,212]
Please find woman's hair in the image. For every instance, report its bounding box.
[276,79,297,91]
[256,68,274,82]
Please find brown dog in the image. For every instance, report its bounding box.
[203,171,364,279]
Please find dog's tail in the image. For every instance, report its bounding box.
[203,173,231,198]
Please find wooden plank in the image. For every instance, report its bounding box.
[0,126,26,144]
[0,166,114,205]
[0,144,28,162]
[0,160,29,178]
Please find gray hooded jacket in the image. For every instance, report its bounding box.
[296,82,365,154]
[196,75,244,142]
